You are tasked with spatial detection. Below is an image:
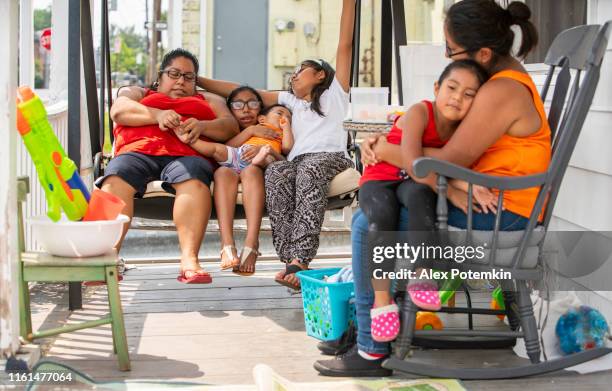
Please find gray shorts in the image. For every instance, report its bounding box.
[95,152,214,197]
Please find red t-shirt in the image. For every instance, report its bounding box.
[113,90,217,161]
[359,100,446,185]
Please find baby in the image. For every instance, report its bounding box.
[174,104,294,171]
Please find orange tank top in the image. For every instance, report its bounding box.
[471,70,551,219]
[245,124,283,154]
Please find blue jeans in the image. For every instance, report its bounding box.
[351,204,528,355]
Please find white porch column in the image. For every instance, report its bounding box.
[19,0,35,86]
[199,0,208,73]
[49,0,69,102]
[0,0,21,357]
[169,0,184,49]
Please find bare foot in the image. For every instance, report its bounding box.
[236,246,260,275]
[282,259,308,288]
[180,257,208,278]
[252,145,272,167]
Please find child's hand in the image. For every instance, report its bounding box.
[360,135,383,166]
[180,118,205,144]
[156,109,181,131]
[473,185,500,214]
[241,145,262,162]
[447,186,482,215]
[279,116,291,132]
[251,125,281,140]
[172,127,191,144]
[372,136,389,156]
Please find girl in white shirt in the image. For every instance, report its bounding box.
[197,0,356,289]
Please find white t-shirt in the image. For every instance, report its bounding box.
[278,77,349,161]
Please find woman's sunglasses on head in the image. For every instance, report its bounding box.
[293,59,324,76]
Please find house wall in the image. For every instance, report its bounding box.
[548,0,612,314]
[184,0,452,90]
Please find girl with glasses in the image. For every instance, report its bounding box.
[196,0,357,289]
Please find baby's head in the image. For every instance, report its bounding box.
[434,59,489,122]
[258,104,292,129]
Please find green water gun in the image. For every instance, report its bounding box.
[16,86,90,221]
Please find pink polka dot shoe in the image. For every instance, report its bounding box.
[407,281,441,311]
[370,303,400,342]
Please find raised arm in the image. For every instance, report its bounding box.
[335,0,356,92]
[196,76,279,108]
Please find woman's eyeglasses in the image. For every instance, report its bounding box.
[445,42,472,58]
[160,68,197,82]
[230,100,261,110]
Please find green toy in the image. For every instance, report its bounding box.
[16,86,90,221]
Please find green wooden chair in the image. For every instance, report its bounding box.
[17,177,130,371]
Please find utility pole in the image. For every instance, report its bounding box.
[148,0,161,84]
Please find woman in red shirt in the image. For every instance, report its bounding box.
[97,48,239,284]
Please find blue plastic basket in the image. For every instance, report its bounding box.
[297,267,356,341]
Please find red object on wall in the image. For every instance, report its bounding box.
[40,28,51,51]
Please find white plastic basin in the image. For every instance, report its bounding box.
[29,214,130,258]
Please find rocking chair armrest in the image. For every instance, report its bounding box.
[412,157,548,191]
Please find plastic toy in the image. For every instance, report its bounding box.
[556,305,609,355]
[415,279,507,330]
[16,86,90,221]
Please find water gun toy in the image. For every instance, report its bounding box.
[16,86,90,221]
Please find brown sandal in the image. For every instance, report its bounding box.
[220,245,240,270]
[233,247,261,276]
[274,263,308,291]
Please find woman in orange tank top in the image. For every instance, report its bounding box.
[364,0,549,228]
[327,1,548,375]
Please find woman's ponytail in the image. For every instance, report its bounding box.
[507,1,538,58]
[446,0,538,60]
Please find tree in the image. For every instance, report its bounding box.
[109,25,148,85]
[34,6,51,32]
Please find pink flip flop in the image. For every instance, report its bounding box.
[177,270,212,284]
[370,303,400,342]
[407,281,441,311]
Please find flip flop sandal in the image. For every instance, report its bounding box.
[177,269,212,284]
[371,303,400,342]
[219,245,240,271]
[407,281,441,311]
[274,263,307,291]
[233,247,261,276]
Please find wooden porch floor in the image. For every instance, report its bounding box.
[33,258,612,390]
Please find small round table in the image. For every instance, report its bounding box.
[343,120,393,173]
[343,120,393,134]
